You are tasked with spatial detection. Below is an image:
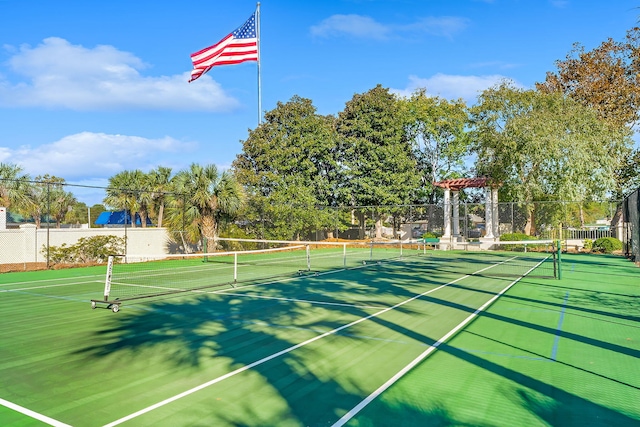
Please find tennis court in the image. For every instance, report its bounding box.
[1,247,638,426]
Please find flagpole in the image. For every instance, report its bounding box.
[256,2,262,125]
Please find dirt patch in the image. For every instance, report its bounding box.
[0,262,48,273]
[0,262,106,273]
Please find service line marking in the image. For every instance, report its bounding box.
[0,397,72,427]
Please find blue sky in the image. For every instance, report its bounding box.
[0,0,637,204]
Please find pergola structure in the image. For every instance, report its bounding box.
[433,178,500,241]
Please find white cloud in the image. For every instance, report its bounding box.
[401,16,470,38]
[311,14,468,40]
[311,15,391,40]
[392,74,520,104]
[0,37,240,112]
[7,132,197,179]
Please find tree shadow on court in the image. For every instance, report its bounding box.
[73,255,639,426]
[408,290,640,360]
[365,315,640,426]
[445,279,640,324]
[75,264,473,426]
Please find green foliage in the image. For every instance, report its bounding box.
[164,164,244,244]
[592,237,622,254]
[583,238,593,251]
[422,231,438,239]
[473,83,628,203]
[499,232,543,251]
[500,232,535,241]
[0,162,32,210]
[402,89,470,203]
[233,96,342,239]
[471,82,631,235]
[337,85,420,208]
[46,235,125,265]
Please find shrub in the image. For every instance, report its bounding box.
[422,231,439,239]
[500,232,535,241]
[592,237,622,254]
[583,239,593,252]
[45,235,125,266]
[499,232,539,251]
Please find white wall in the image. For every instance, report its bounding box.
[0,226,173,265]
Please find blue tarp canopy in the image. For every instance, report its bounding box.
[94,210,152,226]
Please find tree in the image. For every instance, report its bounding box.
[22,175,73,228]
[148,166,173,228]
[401,88,470,204]
[336,85,420,238]
[537,27,640,129]
[50,187,77,228]
[537,27,640,198]
[66,201,106,227]
[616,148,640,196]
[104,170,147,227]
[0,162,32,211]
[471,82,631,235]
[165,163,244,247]
[233,95,342,239]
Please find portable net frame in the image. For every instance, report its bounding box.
[90,239,414,312]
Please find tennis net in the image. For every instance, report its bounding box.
[425,239,560,279]
[90,239,413,312]
[90,238,559,312]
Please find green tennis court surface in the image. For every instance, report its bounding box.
[0,251,638,426]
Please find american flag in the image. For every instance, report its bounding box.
[189,12,258,83]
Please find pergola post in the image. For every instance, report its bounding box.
[452,191,460,239]
[443,188,452,239]
[492,187,500,238]
[484,187,494,239]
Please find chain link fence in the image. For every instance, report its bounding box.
[0,177,623,271]
[623,188,640,262]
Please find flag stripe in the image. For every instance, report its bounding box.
[188,11,258,83]
[192,43,257,67]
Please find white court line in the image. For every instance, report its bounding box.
[0,273,104,288]
[331,257,546,427]
[102,259,511,427]
[0,397,72,427]
[0,280,103,293]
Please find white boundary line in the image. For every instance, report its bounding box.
[0,273,104,288]
[331,258,546,427]
[0,397,72,427]
[102,259,512,427]
[0,280,103,293]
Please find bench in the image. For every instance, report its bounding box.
[417,237,441,250]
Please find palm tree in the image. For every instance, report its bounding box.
[51,188,77,228]
[148,166,172,228]
[166,163,244,247]
[104,170,143,227]
[23,175,60,227]
[0,163,32,211]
